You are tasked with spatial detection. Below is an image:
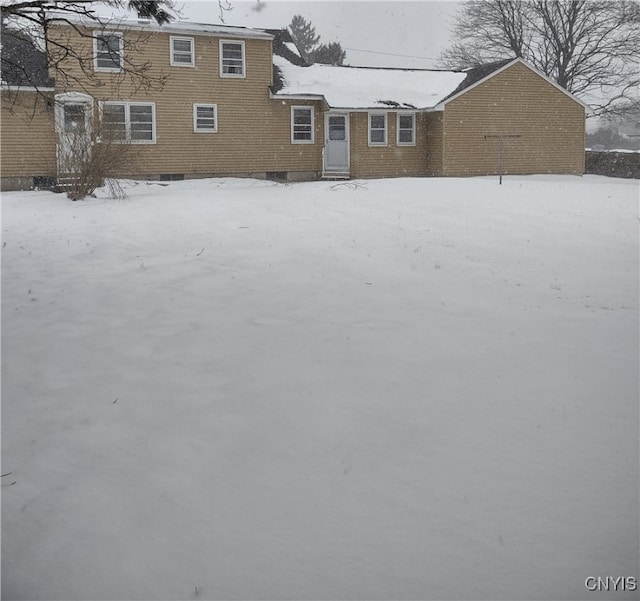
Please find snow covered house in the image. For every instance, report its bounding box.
[0,18,589,190]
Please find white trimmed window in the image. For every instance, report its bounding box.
[368,113,387,146]
[94,32,123,72]
[220,40,245,77]
[101,101,156,143]
[170,36,194,67]
[194,104,218,132]
[397,113,416,146]
[291,106,314,143]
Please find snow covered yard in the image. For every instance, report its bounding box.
[2,175,638,601]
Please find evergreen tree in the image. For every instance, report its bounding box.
[288,15,320,62]
[312,42,346,66]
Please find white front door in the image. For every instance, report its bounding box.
[54,93,93,177]
[324,112,349,173]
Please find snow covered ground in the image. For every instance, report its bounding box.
[2,175,638,601]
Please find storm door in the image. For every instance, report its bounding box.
[55,94,93,178]
[324,112,350,173]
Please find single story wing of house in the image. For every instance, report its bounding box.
[1,19,590,190]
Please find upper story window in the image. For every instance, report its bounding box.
[291,106,314,143]
[193,104,218,132]
[368,113,387,146]
[220,40,245,78]
[170,36,194,67]
[94,32,123,72]
[397,113,416,146]
[101,101,156,144]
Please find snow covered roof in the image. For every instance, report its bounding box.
[137,20,273,40]
[272,55,467,110]
[52,15,273,40]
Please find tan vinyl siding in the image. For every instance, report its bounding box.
[49,25,323,178]
[442,62,585,176]
[424,111,444,176]
[1,91,57,179]
[349,112,428,179]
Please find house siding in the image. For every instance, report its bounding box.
[42,25,324,180]
[442,62,585,176]
[1,92,57,189]
[424,111,444,176]
[349,112,428,179]
[1,30,589,189]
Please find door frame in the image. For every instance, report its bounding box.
[323,111,350,174]
[54,92,94,177]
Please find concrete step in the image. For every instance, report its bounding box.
[321,172,350,180]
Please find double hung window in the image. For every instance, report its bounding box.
[397,113,416,146]
[291,107,314,143]
[171,37,195,66]
[94,32,123,72]
[220,40,245,77]
[368,113,387,146]
[194,104,218,132]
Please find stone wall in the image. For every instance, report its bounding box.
[585,151,640,179]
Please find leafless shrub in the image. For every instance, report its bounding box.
[57,113,132,200]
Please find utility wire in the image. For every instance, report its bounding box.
[343,47,439,61]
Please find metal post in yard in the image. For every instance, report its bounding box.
[484,134,522,184]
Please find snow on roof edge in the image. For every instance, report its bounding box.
[50,14,273,40]
[272,55,467,110]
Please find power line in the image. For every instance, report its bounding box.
[343,47,439,62]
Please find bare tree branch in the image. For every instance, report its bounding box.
[439,0,640,117]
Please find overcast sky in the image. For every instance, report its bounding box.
[174,1,462,68]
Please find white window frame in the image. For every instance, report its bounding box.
[93,31,124,72]
[368,112,388,146]
[193,104,218,133]
[291,106,315,144]
[170,36,195,67]
[219,40,246,78]
[99,101,156,144]
[397,112,416,146]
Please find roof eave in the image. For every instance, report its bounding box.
[270,92,325,101]
[51,15,274,40]
[1,84,55,92]
[271,92,443,112]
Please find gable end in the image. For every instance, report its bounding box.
[435,58,590,112]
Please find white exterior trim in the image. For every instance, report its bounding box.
[1,84,55,92]
[93,31,124,72]
[368,112,388,147]
[98,100,157,144]
[396,111,416,146]
[269,91,435,112]
[54,92,94,104]
[54,93,94,134]
[59,16,273,40]
[170,36,195,67]
[219,39,246,78]
[432,58,591,112]
[193,103,218,132]
[269,92,325,102]
[290,106,315,144]
[323,111,350,174]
